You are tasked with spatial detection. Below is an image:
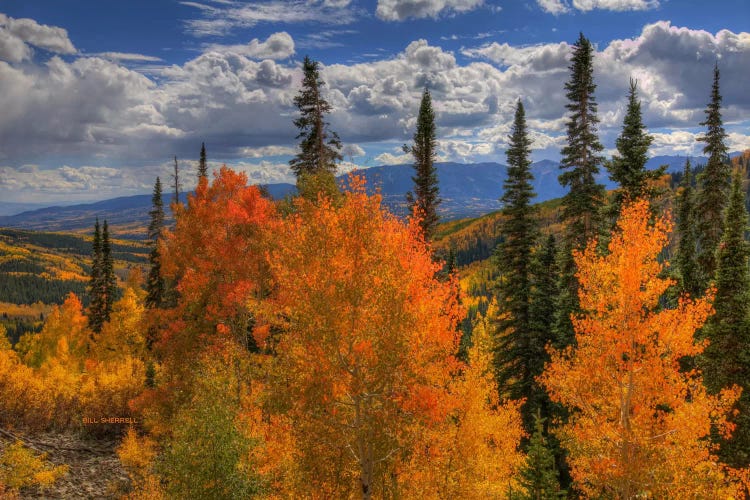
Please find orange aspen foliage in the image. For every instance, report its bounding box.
[267,178,465,498]
[540,200,744,498]
[400,299,526,498]
[20,293,91,370]
[157,166,278,371]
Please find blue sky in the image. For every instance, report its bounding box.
[0,0,748,202]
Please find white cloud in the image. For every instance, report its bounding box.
[537,0,659,14]
[181,1,358,37]
[93,52,163,62]
[205,32,295,60]
[376,0,484,21]
[374,151,411,165]
[0,13,76,56]
[239,145,297,158]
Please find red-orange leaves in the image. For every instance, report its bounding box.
[540,200,743,498]
[159,166,278,357]
[267,178,463,497]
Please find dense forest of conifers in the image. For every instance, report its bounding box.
[1,33,750,498]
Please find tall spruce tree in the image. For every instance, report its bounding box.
[146,177,166,309]
[676,159,701,297]
[171,155,181,205]
[88,218,104,333]
[101,220,117,320]
[695,63,731,289]
[405,87,441,241]
[198,142,208,180]
[555,32,606,347]
[289,55,342,197]
[701,168,750,467]
[607,78,664,214]
[494,100,540,431]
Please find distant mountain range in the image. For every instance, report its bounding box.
[0,154,722,238]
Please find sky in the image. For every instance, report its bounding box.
[0,0,748,203]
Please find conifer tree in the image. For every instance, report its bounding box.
[146,177,166,309]
[607,78,664,214]
[171,155,181,205]
[88,218,104,333]
[676,159,701,297]
[701,168,750,467]
[494,100,539,431]
[198,142,208,180]
[102,220,117,321]
[555,32,606,347]
[516,412,565,499]
[695,63,731,288]
[289,55,342,196]
[405,87,441,241]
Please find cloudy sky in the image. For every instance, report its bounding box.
[0,0,748,203]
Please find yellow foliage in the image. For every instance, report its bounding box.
[93,288,147,361]
[80,356,146,428]
[0,441,68,492]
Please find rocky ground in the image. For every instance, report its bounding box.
[0,430,130,499]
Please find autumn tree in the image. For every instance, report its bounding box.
[494,99,541,433]
[701,168,750,467]
[198,142,208,180]
[607,78,664,215]
[401,300,526,498]
[267,178,466,498]
[146,177,166,309]
[541,200,743,498]
[289,55,342,198]
[696,63,731,288]
[676,159,701,298]
[556,32,606,347]
[405,87,441,241]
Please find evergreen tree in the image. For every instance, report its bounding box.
[695,63,731,288]
[146,177,166,309]
[555,32,606,347]
[171,155,181,205]
[526,235,558,419]
[405,87,441,241]
[607,78,664,214]
[676,159,701,298]
[701,168,750,467]
[289,55,342,197]
[515,412,565,499]
[494,100,539,432]
[198,142,208,180]
[88,218,104,333]
[101,220,117,321]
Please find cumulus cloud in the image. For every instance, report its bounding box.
[537,0,659,14]
[205,32,295,60]
[1,13,749,202]
[376,0,484,21]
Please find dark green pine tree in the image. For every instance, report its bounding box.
[701,169,750,467]
[494,99,540,432]
[198,142,208,180]
[88,218,105,333]
[514,412,565,500]
[676,159,701,298]
[555,32,606,347]
[146,177,166,309]
[405,87,441,241]
[101,220,117,321]
[695,63,731,290]
[171,155,181,206]
[607,78,665,214]
[289,55,342,198]
[526,234,558,421]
